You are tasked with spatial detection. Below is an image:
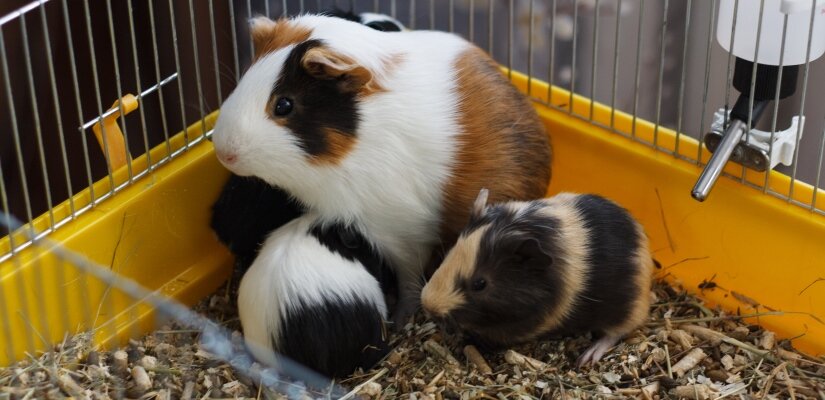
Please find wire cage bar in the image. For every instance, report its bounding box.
[0,0,824,385]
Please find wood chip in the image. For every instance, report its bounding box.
[112,350,129,375]
[759,331,776,350]
[180,381,195,400]
[139,355,158,369]
[670,329,693,349]
[680,324,726,345]
[156,389,171,400]
[57,372,87,400]
[358,381,382,398]
[670,384,714,400]
[641,381,659,400]
[503,350,548,371]
[386,349,404,365]
[423,340,459,366]
[463,345,492,374]
[130,366,152,396]
[776,348,803,363]
[671,348,707,377]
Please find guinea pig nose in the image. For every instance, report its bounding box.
[217,151,237,165]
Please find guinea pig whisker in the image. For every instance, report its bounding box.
[216,60,239,85]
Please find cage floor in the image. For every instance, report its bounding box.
[1,279,823,399]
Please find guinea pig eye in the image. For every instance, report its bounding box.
[274,97,293,116]
[471,278,487,292]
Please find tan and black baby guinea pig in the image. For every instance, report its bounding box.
[420,188,654,367]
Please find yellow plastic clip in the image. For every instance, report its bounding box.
[92,94,138,171]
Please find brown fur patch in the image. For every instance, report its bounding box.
[251,17,312,60]
[308,128,358,166]
[534,195,589,336]
[607,222,654,337]
[438,46,552,251]
[420,226,489,317]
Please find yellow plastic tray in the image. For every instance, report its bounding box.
[1,72,823,365]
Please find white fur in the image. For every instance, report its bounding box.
[212,15,473,312]
[237,213,388,362]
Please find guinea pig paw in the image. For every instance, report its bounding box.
[575,335,620,368]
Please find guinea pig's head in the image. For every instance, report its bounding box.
[211,15,390,189]
[420,189,563,347]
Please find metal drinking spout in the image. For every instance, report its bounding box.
[691,94,769,201]
[691,120,748,201]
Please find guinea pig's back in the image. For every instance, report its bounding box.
[547,194,652,336]
[237,216,390,377]
[438,41,552,246]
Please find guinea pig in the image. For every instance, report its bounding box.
[237,213,394,378]
[211,14,552,323]
[420,189,653,367]
[209,11,404,276]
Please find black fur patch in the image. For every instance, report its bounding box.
[462,203,518,236]
[309,223,399,301]
[319,8,362,23]
[556,194,641,335]
[321,8,403,32]
[271,40,360,157]
[277,298,389,378]
[364,20,403,32]
[210,174,305,273]
[450,203,566,347]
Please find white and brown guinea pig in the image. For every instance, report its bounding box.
[421,189,653,367]
[209,11,403,275]
[238,214,393,378]
[212,14,552,322]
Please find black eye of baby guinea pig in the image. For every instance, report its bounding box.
[421,189,654,368]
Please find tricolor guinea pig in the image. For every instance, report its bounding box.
[420,189,653,367]
[211,14,552,322]
[209,12,403,275]
[237,214,393,378]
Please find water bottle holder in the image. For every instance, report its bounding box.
[704,108,805,172]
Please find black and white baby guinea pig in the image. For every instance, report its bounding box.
[238,214,394,378]
[211,14,552,322]
[420,189,653,367]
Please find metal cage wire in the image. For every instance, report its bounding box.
[0,0,824,376]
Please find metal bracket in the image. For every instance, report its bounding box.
[704,108,805,172]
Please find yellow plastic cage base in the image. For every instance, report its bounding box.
[0,112,232,364]
[1,72,824,366]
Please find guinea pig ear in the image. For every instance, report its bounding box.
[471,188,490,218]
[301,46,373,92]
[249,16,278,53]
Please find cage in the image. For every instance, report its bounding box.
[1,0,824,398]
